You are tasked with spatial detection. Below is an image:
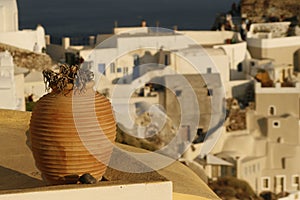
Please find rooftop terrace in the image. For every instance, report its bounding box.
[0,109,219,200]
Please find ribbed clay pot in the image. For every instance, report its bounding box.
[29,83,116,185]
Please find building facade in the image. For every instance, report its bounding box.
[247,22,300,70]
[211,82,300,194]
[0,0,46,52]
[0,51,25,110]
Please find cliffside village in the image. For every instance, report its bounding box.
[1,0,300,199]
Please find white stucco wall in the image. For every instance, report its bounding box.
[88,48,118,80]
[14,73,25,111]
[239,157,266,193]
[117,34,192,54]
[0,0,18,32]
[175,47,229,86]
[89,32,232,85]
[24,71,47,101]
[247,36,300,49]
[256,82,300,94]
[113,28,237,46]
[0,51,24,110]
[214,42,248,71]
[24,81,46,101]
[0,51,15,110]
[182,31,237,45]
[78,49,93,61]
[0,0,45,52]
[114,27,149,35]
[0,25,46,52]
[89,33,193,82]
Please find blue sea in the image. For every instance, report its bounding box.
[17,0,238,42]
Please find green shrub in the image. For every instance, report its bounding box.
[209,176,259,200]
[26,102,36,111]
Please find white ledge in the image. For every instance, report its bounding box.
[0,182,172,200]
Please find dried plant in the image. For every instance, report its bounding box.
[43,64,94,93]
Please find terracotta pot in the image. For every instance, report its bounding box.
[29,83,116,185]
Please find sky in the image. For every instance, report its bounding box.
[17,0,239,37]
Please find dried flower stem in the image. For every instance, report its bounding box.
[43,64,94,93]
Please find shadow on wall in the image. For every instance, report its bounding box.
[0,165,45,190]
[232,81,254,106]
[257,118,268,137]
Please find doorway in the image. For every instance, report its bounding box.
[274,175,286,193]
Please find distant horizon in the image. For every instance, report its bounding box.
[17,0,239,38]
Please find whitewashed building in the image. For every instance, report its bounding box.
[0,51,25,110]
[77,27,252,99]
[209,82,300,194]
[247,22,300,69]
[0,0,46,52]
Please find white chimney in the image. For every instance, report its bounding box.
[89,36,95,47]
[62,37,70,49]
[45,35,50,45]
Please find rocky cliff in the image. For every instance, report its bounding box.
[0,43,53,70]
[241,0,300,23]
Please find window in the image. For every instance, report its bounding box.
[273,120,280,128]
[175,90,182,96]
[275,175,286,193]
[277,137,284,143]
[211,166,219,179]
[261,177,270,190]
[196,128,205,143]
[207,67,212,74]
[282,158,286,169]
[164,54,170,66]
[98,63,106,75]
[292,175,299,187]
[123,67,129,75]
[85,61,93,70]
[133,54,140,66]
[110,63,115,73]
[237,63,243,72]
[208,89,213,96]
[117,68,122,73]
[269,105,276,116]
